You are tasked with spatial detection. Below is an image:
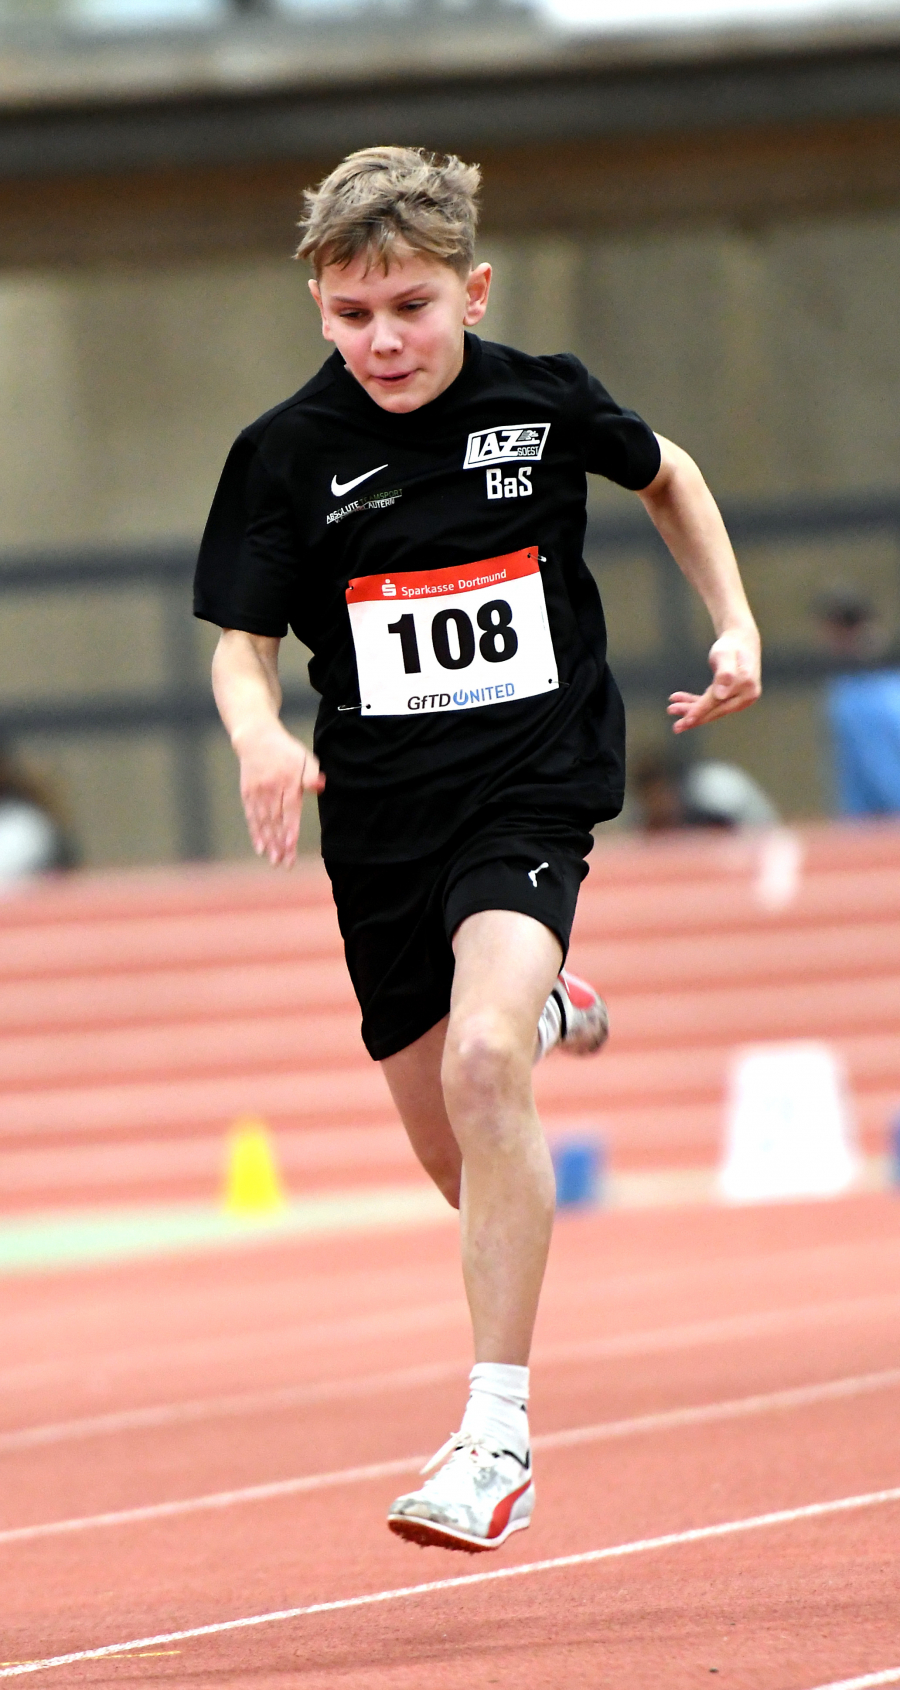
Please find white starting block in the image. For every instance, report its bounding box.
[719,1041,859,1204]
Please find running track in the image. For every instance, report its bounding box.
[3,1192,900,1687]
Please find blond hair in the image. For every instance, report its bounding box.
[296,146,481,277]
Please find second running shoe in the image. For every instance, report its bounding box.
[536,967,609,1060]
[387,1433,534,1553]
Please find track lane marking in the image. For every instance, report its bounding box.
[0,1360,463,1453]
[5,1292,900,1453]
[2,1485,899,1679]
[805,1673,900,1689]
[2,1366,899,1547]
[0,1453,421,1545]
[0,1297,469,1393]
[5,1234,898,1391]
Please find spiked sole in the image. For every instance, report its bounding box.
[386,1511,532,1553]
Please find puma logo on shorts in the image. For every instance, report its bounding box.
[528,862,549,888]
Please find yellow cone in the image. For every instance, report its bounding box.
[222,1119,286,1215]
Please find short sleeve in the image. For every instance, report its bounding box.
[576,364,661,491]
[193,434,301,637]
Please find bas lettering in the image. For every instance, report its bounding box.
[486,466,533,501]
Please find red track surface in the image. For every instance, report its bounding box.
[3,1193,900,1687]
[3,820,900,1212]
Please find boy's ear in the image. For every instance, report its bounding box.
[308,277,334,342]
[463,262,491,327]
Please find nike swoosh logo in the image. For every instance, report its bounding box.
[331,464,389,498]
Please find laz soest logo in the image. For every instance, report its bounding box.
[463,424,550,503]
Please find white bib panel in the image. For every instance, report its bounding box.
[346,547,559,718]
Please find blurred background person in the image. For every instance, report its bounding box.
[815,587,900,819]
[0,742,78,886]
[631,748,779,833]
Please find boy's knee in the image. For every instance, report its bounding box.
[442,1010,529,1113]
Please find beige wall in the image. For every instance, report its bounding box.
[489,220,900,821]
[1,210,899,862]
[0,261,327,865]
[0,260,324,552]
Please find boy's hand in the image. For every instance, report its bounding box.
[667,626,761,734]
[234,721,325,868]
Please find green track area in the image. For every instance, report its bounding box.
[0,1186,451,1277]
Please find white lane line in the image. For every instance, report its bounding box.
[804,1672,900,1690]
[5,1233,897,1392]
[0,1361,461,1454]
[533,1367,900,1452]
[5,1291,900,1454]
[3,1366,899,1549]
[2,1485,899,1680]
[0,1455,422,1547]
[0,1297,468,1394]
[545,1293,900,1368]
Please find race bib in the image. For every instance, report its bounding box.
[346,547,559,717]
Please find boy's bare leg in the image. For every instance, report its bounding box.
[446,909,560,1364]
[381,1016,461,1209]
[382,908,560,1365]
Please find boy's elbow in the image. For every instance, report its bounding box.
[639,435,704,510]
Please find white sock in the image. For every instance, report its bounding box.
[535,990,562,1063]
[460,1362,530,1464]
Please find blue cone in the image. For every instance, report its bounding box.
[552,1137,605,1208]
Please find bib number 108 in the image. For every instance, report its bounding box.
[388,600,518,674]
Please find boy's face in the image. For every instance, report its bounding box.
[310,247,491,413]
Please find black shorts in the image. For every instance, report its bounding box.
[325,816,594,1061]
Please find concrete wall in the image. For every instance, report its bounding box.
[489,221,900,823]
[1,210,899,863]
[0,259,325,866]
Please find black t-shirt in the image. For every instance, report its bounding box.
[194,334,660,862]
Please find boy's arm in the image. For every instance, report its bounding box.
[639,435,761,733]
[211,629,324,869]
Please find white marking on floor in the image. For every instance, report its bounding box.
[3,1233,897,1393]
[2,1366,898,1548]
[534,1366,900,1451]
[0,1455,421,1547]
[803,1672,900,1690]
[1,1485,899,1679]
[0,1360,463,1453]
[0,1296,468,1394]
[546,1293,900,1369]
[755,826,804,911]
[5,1291,900,1454]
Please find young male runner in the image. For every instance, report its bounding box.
[194,146,761,1554]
